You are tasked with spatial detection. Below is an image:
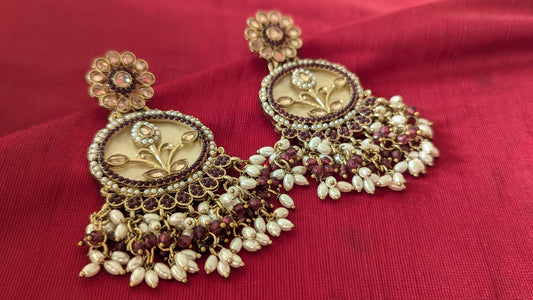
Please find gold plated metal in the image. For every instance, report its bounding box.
[79,51,297,288]
[244,11,440,200]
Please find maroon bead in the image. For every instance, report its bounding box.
[246,208,254,219]
[114,240,127,252]
[249,197,262,210]
[306,158,318,168]
[323,165,335,175]
[406,106,417,116]
[379,126,390,135]
[311,165,324,177]
[158,232,173,248]
[270,163,280,171]
[193,226,207,240]
[353,155,364,165]
[321,157,332,165]
[132,240,146,255]
[89,231,104,244]
[209,220,223,235]
[392,150,403,160]
[346,158,359,171]
[222,216,234,225]
[143,233,158,248]
[177,235,192,248]
[270,178,280,187]
[260,168,269,177]
[233,203,246,215]
[381,158,393,169]
[280,153,291,162]
[397,134,409,144]
[408,126,419,137]
[339,166,349,178]
[256,191,269,200]
[286,148,297,158]
[257,177,268,188]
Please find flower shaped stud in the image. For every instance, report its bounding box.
[244,11,302,69]
[86,51,155,116]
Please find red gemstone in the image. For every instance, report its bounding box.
[306,158,318,167]
[397,134,409,144]
[193,226,207,240]
[257,177,268,187]
[89,231,104,244]
[406,106,417,116]
[114,240,127,251]
[158,232,173,248]
[321,157,332,165]
[132,240,146,255]
[177,235,192,248]
[323,165,335,175]
[143,233,158,248]
[312,165,324,177]
[249,197,262,210]
[209,220,223,235]
[233,204,246,215]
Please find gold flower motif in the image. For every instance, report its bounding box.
[86,51,156,114]
[244,11,302,64]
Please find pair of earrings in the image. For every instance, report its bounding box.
[79,11,439,288]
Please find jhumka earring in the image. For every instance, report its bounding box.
[79,51,297,288]
[244,11,440,200]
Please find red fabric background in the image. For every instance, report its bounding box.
[1,0,532,298]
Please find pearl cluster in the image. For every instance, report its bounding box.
[130,121,161,147]
[291,68,316,90]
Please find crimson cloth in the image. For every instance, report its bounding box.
[1,0,532,298]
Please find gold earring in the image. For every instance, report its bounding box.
[79,51,296,288]
[244,11,439,200]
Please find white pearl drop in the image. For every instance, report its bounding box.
[279,194,295,209]
[266,221,281,237]
[352,175,364,192]
[317,182,328,200]
[111,251,130,265]
[130,267,145,287]
[104,260,125,275]
[277,218,294,231]
[283,174,294,191]
[80,263,100,277]
[204,255,218,275]
[273,207,289,218]
[363,178,375,194]
[254,217,266,233]
[230,237,243,253]
[144,269,159,288]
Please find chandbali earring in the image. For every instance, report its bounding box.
[244,11,440,200]
[79,51,297,288]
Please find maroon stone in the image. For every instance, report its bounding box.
[346,158,360,171]
[108,194,125,205]
[283,128,297,138]
[177,235,192,248]
[132,240,146,255]
[114,240,127,252]
[306,158,318,168]
[406,106,417,116]
[339,166,349,178]
[126,196,142,210]
[189,184,205,197]
[209,220,223,235]
[193,226,207,240]
[160,194,175,209]
[298,130,312,141]
[392,150,403,160]
[397,134,409,145]
[408,126,419,137]
[233,203,246,215]
[326,128,339,140]
[176,191,192,204]
[207,167,225,178]
[158,232,173,248]
[256,191,269,200]
[270,177,280,188]
[339,126,351,137]
[143,197,159,211]
[321,157,332,165]
[365,98,376,106]
[311,165,324,177]
[89,231,104,244]
[249,197,262,210]
[257,177,268,188]
[323,165,335,176]
[215,155,231,167]
[143,233,158,248]
[200,178,217,189]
